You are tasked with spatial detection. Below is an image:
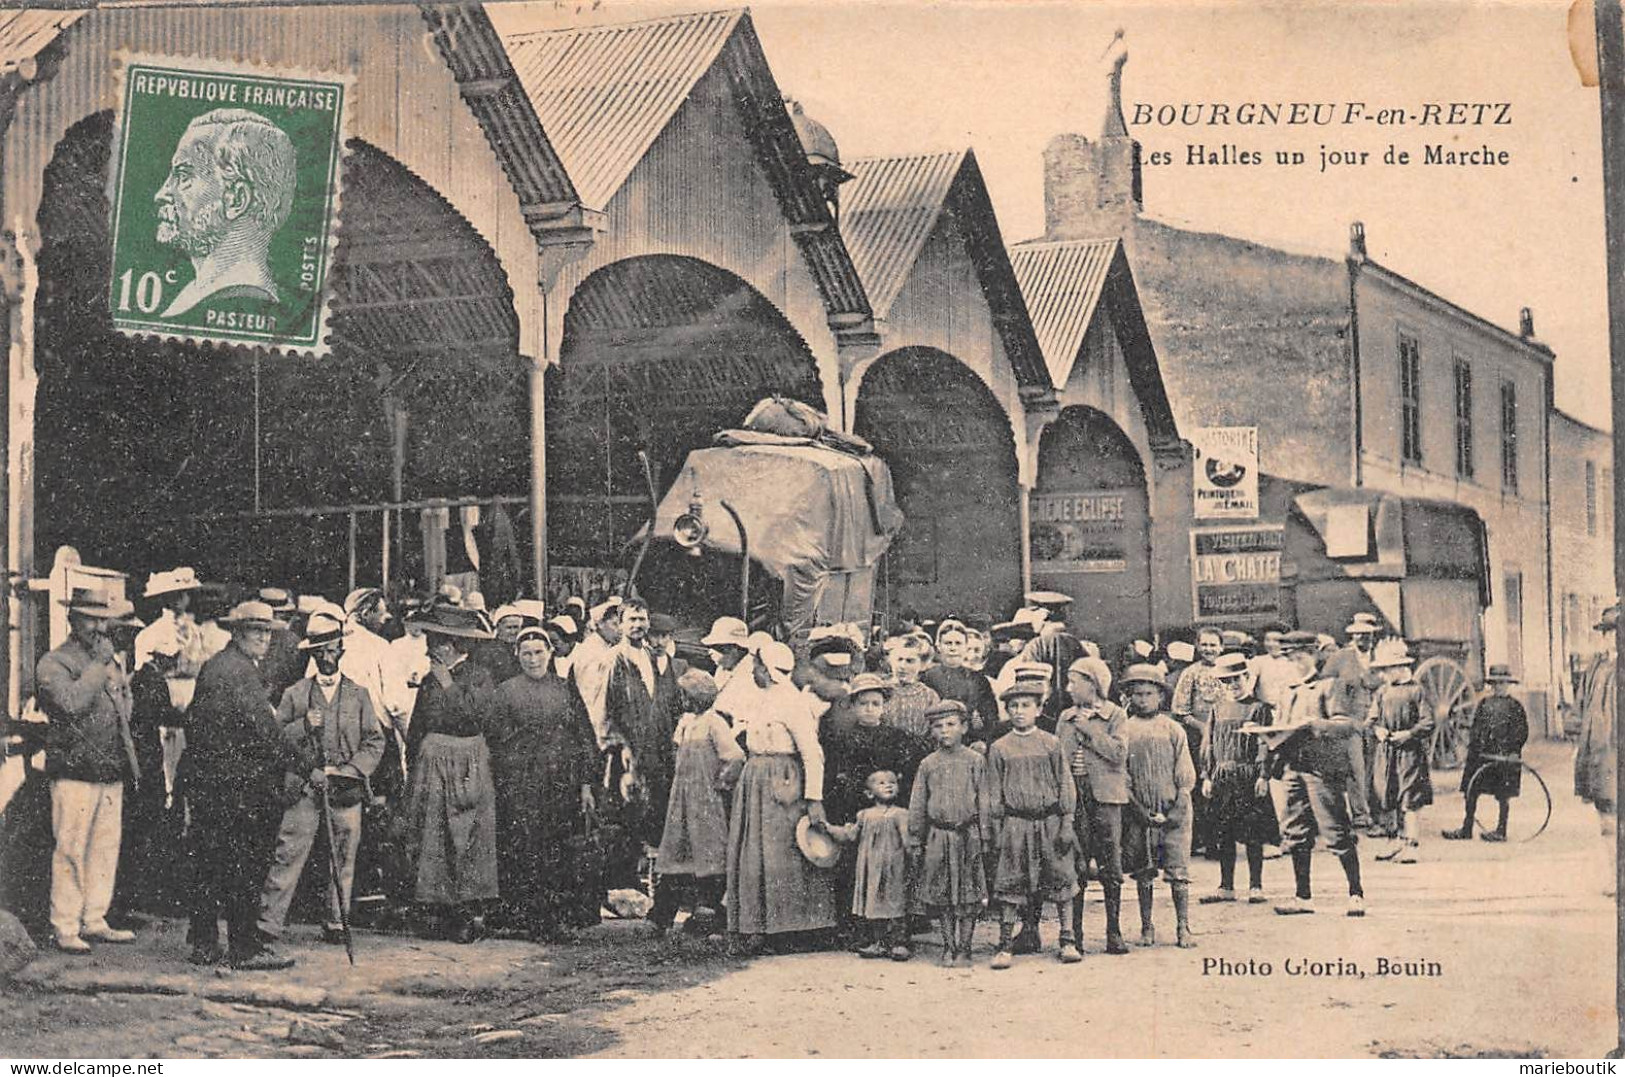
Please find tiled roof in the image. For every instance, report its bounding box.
[1008,237,1119,387]
[842,150,965,319]
[501,9,743,211]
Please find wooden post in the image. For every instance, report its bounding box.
[530,356,548,602]
[1592,0,1625,1056]
[346,511,357,593]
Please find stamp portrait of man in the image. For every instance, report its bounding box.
[153,107,297,318]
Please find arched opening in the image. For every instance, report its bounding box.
[547,254,824,577]
[33,114,525,598]
[854,347,1022,621]
[1032,404,1151,649]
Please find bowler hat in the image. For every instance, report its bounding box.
[415,604,494,640]
[1485,664,1519,684]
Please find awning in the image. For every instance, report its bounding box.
[1289,487,1490,603]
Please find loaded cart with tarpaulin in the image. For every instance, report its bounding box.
[635,403,902,639]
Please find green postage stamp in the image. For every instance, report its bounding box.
[108,56,350,354]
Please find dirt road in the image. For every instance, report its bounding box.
[4,740,1615,1058]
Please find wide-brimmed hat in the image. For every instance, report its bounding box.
[702,616,750,648]
[144,567,201,599]
[1369,638,1415,669]
[1345,612,1382,636]
[757,640,796,681]
[220,600,287,631]
[63,584,135,621]
[1598,605,1620,633]
[795,815,841,870]
[343,587,384,618]
[297,611,345,651]
[847,672,893,699]
[1120,663,1168,690]
[1280,630,1319,652]
[1211,652,1251,679]
[1067,656,1113,696]
[415,604,494,640]
[1485,664,1519,684]
[257,587,296,614]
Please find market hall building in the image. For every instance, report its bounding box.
[1029,53,1571,731]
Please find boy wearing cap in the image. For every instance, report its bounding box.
[1444,666,1528,843]
[986,678,1080,968]
[1055,656,1131,954]
[1199,654,1277,905]
[1367,641,1433,863]
[1270,633,1366,918]
[908,700,992,966]
[1119,664,1198,948]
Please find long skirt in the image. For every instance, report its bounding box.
[726,753,835,936]
[404,733,499,905]
[656,739,731,877]
[1371,742,1433,813]
[1207,770,1280,846]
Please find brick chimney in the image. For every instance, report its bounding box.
[1519,307,1535,339]
[1042,34,1142,240]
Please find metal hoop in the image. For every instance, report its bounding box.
[1463,760,1552,843]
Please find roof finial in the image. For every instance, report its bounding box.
[1100,29,1128,138]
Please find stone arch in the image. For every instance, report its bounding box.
[854,346,1023,621]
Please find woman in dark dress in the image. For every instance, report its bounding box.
[1443,665,1528,843]
[488,628,598,940]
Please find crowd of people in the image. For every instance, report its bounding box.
[29,567,1567,972]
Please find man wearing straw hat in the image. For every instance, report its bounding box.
[183,599,296,969]
[36,584,140,954]
[257,611,385,946]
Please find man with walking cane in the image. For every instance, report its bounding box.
[257,612,385,956]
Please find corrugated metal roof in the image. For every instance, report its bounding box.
[502,9,743,211]
[0,9,83,75]
[841,150,965,319]
[1009,237,1120,388]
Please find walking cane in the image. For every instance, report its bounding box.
[312,715,357,966]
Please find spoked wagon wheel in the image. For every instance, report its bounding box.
[1415,656,1476,770]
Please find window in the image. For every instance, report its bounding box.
[1586,460,1598,536]
[1503,571,1524,681]
[1399,334,1422,464]
[1500,381,1518,493]
[1453,357,1474,478]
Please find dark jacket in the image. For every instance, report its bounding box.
[37,636,136,784]
[276,675,387,805]
[181,643,290,811]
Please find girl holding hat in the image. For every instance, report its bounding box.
[1367,640,1433,864]
[651,669,744,939]
[1119,663,1198,948]
[1199,654,1278,905]
[726,639,837,949]
[1443,665,1528,843]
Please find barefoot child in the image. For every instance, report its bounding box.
[830,770,914,960]
[908,701,991,966]
[1119,663,1198,948]
[986,678,1080,969]
[651,670,745,935]
[1368,641,1432,863]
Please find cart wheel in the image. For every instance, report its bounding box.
[1415,657,1475,770]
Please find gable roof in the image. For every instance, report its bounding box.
[844,149,1047,387]
[1010,237,1181,452]
[503,9,741,212]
